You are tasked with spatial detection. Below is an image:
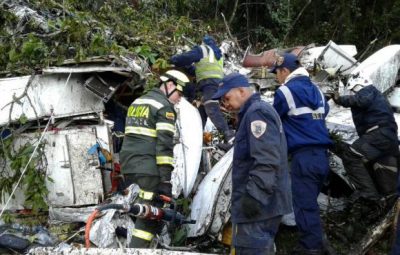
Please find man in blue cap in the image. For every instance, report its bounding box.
[170,35,234,146]
[212,73,292,254]
[271,53,334,255]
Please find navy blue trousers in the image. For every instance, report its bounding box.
[232,216,281,255]
[198,79,230,133]
[291,146,329,250]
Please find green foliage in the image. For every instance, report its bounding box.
[19,114,28,125]
[152,58,170,71]
[2,0,400,76]
[0,133,49,213]
[1,211,15,224]
[0,0,216,77]
[6,35,48,71]
[171,197,191,246]
[171,226,188,246]
[134,45,158,64]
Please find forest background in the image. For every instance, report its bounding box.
[1,0,400,78]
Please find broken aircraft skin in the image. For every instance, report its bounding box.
[1,41,400,254]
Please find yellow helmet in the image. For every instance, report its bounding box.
[160,70,189,92]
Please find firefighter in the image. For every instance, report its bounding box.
[119,70,189,248]
[212,73,292,255]
[331,72,399,201]
[272,53,334,255]
[170,35,235,145]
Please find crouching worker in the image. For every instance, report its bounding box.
[331,72,399,202]
[120,70,189,248]
[212,73,292,254]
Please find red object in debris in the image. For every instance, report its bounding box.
[85,209,100,248]
[242,46,305,68]
[110,163,121,192]
[16,209,33,215]
[242,49,277,68]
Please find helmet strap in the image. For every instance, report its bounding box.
[163,82,177,98]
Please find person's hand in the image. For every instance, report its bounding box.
[158,182,172,197]
[325,90,340,103]
[240,193,262,219]
[332,91,340,103]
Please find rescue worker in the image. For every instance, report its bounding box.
[331,72,399,201]
[119,70,189,248]
[212,73,292,255]
[170,35,235,145]
[271,53,333,255]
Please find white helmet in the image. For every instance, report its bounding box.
[346,72,373,92]
[160,70,190,92]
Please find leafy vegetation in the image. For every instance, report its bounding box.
[0,130,49,214]
[0,0,214,77]
[1,0,399,77]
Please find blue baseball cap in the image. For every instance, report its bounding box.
[270,53,299,73]
[212,73,249,99]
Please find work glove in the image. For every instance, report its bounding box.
[332,91,340,104]
[217,142,233,152]
[325,90,340,104]
[240,193,262,219]
[158,182,172,197]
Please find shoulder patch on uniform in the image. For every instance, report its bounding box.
[166,112,175,120]
[251,120,267,138]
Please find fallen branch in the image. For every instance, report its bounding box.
[18,30,63,38]
[348,203,397,255]
[220,12,243,54]
[1,73,39,127]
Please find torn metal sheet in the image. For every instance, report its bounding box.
[44,127,104,207]
[388,87,400,110]
[90,210,135,248]
[350,44,400,93]
[187,149,233,237]
[49,206,98,223]
[43,55,147,78]
[209,167,232,236]
[300,41,358,74]
[0,124,111,210]
[0,74,104,126]
[4,1,49,32]
[172,98,203,198]
[42,66,131,75]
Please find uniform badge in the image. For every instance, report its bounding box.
[166,112,175,120]
[251,120,267,138]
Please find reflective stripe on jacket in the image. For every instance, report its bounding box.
[273,70,332,153]
[120,88,176,176]
[195,45,224,81]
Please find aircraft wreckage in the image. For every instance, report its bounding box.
[0,41,400,254]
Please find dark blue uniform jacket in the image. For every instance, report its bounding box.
[337,85,398,136]
[231,93,292,223]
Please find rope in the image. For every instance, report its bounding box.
[0,114,53,219]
